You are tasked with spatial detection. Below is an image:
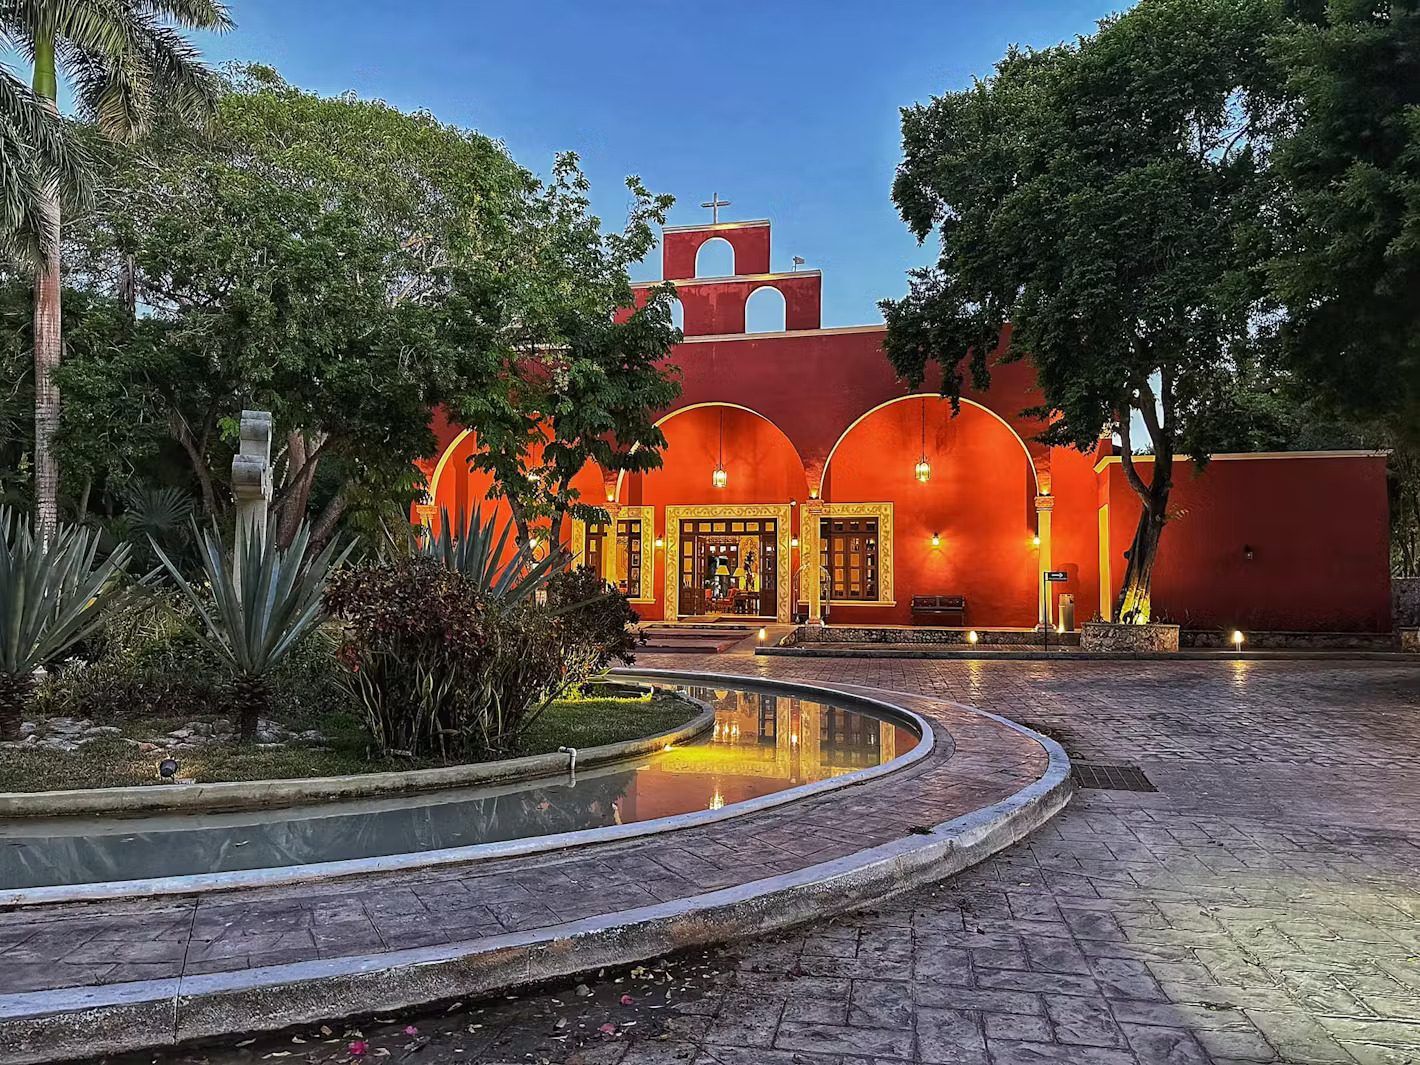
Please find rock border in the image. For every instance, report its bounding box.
[757,645,1420,661]
[0,672,1072,1065]
[0,692,715,820]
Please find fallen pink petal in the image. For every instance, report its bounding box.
[619,994,633,1006]
[348,1041,369,1057]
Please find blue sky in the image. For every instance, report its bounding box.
[197,0,1123,327]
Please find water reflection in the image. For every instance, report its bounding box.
[0,685,918,891]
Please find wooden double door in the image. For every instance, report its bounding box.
[678,516,779,617]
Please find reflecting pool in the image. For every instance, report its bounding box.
[0,682,919,890]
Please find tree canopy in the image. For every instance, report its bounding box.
[883,0,1285,622]
[1268,0,1420,440]
[44,65,680,547]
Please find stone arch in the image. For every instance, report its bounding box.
[744,284,787,333]
[822,393,1041,495]
[693,237,735,278]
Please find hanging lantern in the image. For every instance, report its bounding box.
[914,397,931,482]
[712,407,728,488]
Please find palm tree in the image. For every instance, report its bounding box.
[0,66,88,264]
[1,0,233,538]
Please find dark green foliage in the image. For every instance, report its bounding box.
[1268,0,1420,439]
[327,558,639,760]
[883,0,1283,622]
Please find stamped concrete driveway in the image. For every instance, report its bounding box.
[72,657,1420,1065]
[612,656,1420,1065]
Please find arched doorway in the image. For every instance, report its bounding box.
[822,395,1042,627]
[634,403,807,623]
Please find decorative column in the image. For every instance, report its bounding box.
[1035,494,1055,628]
[230,411,273,598]
[412,503,438,531]
[804,499,825,626]
[602,502,622,589]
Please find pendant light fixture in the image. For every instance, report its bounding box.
[914,397,932,482]
[712,407,728,488]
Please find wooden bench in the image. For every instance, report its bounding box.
[911,594,967,624]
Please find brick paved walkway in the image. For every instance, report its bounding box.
[600,656,1420,1065]
[0,677,1043,996]
[17,657,1420,1065]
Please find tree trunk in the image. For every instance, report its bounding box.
[0,671,36,741]
[31,34,61,542]
[232,673,268,742]
[309,484,348,544]
[1114,438,1174,624]
[1114,503,1168,624]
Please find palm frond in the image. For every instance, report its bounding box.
[0,64,90,264]
[140,0,233,31]
[123,484,193,538]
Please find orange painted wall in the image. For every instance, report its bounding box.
[1099,456,1393,632]
[626,405,810,621]
[823,399,1040,627]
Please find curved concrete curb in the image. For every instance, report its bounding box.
[0,696,714,820]
[0,676,1071,1065]
[0,677,933,907]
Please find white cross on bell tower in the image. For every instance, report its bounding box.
[700,192,731,224]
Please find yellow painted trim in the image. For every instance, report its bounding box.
[633,269,820,288]
[575,506,654,601]
[664,504,793,624]
[662,219,771,233]
[814,502,895,607]
[674,323,886,343]
[1093,450,1391,474]
[427,428,473,503]
[822,393,1041,497]
[1098,504,1112,623]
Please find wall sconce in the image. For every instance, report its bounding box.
[931,532,941,547]
[654,537,664,549]
[809,488,819,499]
[1243,544,1255,561]
[790,537,799,548]
[1032,535,1041,548]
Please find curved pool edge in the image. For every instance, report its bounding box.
[0,681,1072,1065]
[0,693,717,821]
[0,673,933,908]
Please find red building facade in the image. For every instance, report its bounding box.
[418,216,1393,634]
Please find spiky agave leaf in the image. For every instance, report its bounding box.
[0,506,134,735]
[417,506,571,608]
[150,518,351,679]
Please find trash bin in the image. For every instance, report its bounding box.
[1058,593,1076,632]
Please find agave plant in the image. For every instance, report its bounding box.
[151,520,350,741]
[0,507,133,740]
[415,507,571,607]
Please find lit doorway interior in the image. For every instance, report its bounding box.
[665,505,793,623]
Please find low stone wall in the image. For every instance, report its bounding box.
[1182,630,1400,651]
[1395,578,1420,627]
[786,626,1081,647]
[1080,621,1181,652]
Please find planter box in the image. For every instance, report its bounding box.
[1080,621,1180,653]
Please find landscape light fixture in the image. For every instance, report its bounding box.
[914,398,931,482]
[758,627,767,641]
[712,408,727,489]
[967,630,979,644]
[1232,629,1245,647]
[157,758,179,781]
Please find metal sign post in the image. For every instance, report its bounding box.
[1043,571,1068,653]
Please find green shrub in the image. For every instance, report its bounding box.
[327,559,639,760]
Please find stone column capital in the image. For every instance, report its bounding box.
[1034,494,1055,512]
